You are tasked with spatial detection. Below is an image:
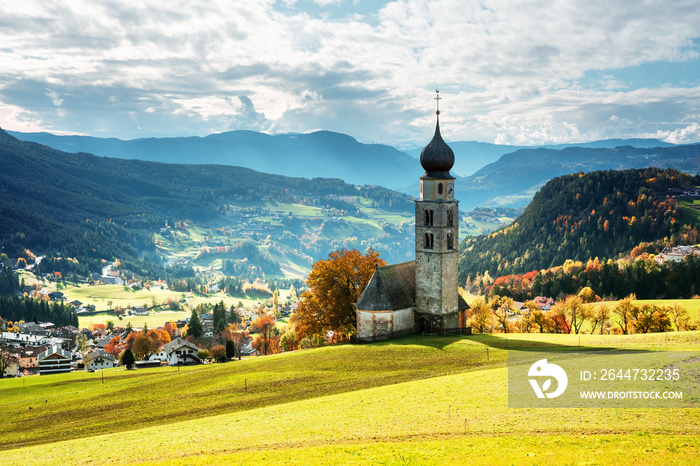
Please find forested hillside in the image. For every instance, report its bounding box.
[0,130,413,280]
[459,168,700,282]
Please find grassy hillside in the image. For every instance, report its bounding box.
[1,332,698,464]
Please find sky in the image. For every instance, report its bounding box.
[1,0,700,148]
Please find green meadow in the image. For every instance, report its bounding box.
[1,332,699,465]
[679,199,700,225]
[43,282,290,328]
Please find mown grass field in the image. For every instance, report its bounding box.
[49,282,287,328]
[1,332,699,465]
[679,199,700,225]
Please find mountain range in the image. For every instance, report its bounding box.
[9,129,682,210]
[404,138,675,178]
[7,130,418,191]
[455,143,700,210]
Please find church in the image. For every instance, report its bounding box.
[355,94,469,342]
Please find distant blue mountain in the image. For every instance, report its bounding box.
[8,129,683,210]
[7,129,419,190]
[405,138,674,177]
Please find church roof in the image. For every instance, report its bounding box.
[355,261,416,311]
[458,294,470,312]
[420,115,455,180]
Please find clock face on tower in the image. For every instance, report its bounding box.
[447,182,454,200]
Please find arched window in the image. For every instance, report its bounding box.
[424,209,434,226]
[447,209,454,227]
[424,233,434,249]
[438,183,444,195]
[447,232,453,250]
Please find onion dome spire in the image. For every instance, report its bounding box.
[420,90,455,179]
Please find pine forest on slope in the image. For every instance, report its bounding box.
[458,168,700,283]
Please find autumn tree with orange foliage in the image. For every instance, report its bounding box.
[250,314,279,356]
[293,249,385,342]
[209,345,226,362]
[163,321,178,338]
[104,336,124,358]
[128,329,171,360]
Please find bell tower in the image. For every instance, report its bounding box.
[415,91,460,332]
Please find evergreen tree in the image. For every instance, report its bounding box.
[187,309,203,339]
[212,301,227,334]
[228,305,241,325]
[225,339,235,360]
[120,349,136,369]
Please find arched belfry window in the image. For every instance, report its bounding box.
[447,232,453,250]
[424,233,434,249]
[438,183,444,195]
[447,209,454,227]
[424,209,434,226]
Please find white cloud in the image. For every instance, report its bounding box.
[0,0,700,144]
[650,122,700,144]
[44,88,63,107]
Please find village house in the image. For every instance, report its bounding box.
[48,291,65,301]
[150,337,202,365]
[129,306,148,316]
[200,313,214,329]
[86,349,116,370]
[655,245,700,264]
[101,275,124,285]
[92,328,108,339]
[533,296,555,310]
[53,325,80,341]
[8,345,49,370]
[2,356,19,377]
[16,322,48,336]
[0,332,50,347]
[38,346,73,375]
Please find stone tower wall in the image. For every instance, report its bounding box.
[414,198,459,322]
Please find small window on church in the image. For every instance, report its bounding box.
[438,183,444,195]
[424,233,434,249]
[447,209,454,227]
[447,232,453,250]
[424,210,430,226]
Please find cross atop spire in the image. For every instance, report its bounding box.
[434,89,441,116]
